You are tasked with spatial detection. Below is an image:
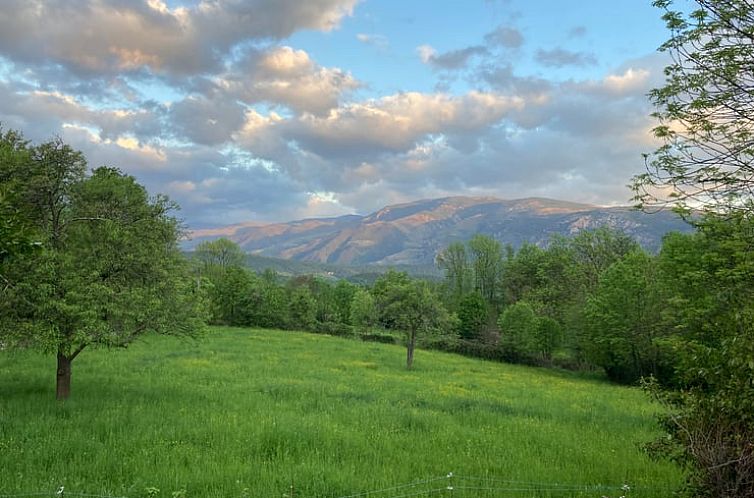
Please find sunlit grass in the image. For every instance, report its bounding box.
[0,327,683,497]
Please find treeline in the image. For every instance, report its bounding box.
[195,216,754,388]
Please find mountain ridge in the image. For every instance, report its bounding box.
[187,196,690,266]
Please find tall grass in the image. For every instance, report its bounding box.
[0,327,682,497]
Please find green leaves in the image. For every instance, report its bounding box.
[0,131,207,398]
[634,0,754,214]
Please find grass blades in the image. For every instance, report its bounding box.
[0,327,683,497]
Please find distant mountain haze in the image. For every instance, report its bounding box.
[187,196,691,266]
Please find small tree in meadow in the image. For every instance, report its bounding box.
[375,272,454,369]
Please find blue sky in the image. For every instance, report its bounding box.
[0,0,687,227]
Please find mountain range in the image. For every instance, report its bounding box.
[187,196,690,266]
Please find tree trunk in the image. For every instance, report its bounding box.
[406,332,416,370]
[56,352,72,400]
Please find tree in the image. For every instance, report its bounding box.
[0,128,36,264]
[436,241,471,309]
[373,272,453,369]
[468,234,503,307]
[457,291,487,340]
[630,2,754,495]
[0,137,206,400]
[194,238,246,276]
[533,316,562,363]
[372,269,412,329]
[332,280,357,325]
[208,266,258,326]
[498,301,563,364]
[246,275,289,329]
[582,251,667,384]
[350,288,377,334]
[563,228,640,357]
[498,301,538,361]
[649,214,754,497]
[567,227,639,290]
[633,0,754,215]
[501,243,544,306]
[191,238,254,325]
[288,286,317,330]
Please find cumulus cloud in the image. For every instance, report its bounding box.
[0,0,671,228]
[245,52,663,213]
[602,68,652,95]
[0,0,359,78]
[0,81,165,142]
[169,95,246,145]
[282,91,523,159]
[221,46,361,115]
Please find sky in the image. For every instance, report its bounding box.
[0,0,686,228]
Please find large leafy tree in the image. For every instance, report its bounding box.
[0,128,36,264]
[497,301,562,363]
[633,0,754,214]
[457,291,488,341]
[651,215,754,497]
[632,2,754,495]
[0,135,206,400]
[582,251,668,384]
[194,238,247,279]
[191,238,255,325]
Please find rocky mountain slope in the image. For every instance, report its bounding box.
[187,196,690,266]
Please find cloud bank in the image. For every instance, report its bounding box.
[0,1,666,227]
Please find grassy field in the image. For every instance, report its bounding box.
[0,327,683,498]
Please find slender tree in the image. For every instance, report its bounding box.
[468,234,503,307]
[436,241,471,309]
[350,288,377,334]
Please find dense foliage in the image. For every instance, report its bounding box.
[633,1,754,495]
[633,0,754,215]
[189,226,716,385]
[0,130,207,399]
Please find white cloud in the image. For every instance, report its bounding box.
[0,0,360,78]
[227,46,361,115]
[285,91,523,157]
[603,68,651,94]
[0,0,671,228]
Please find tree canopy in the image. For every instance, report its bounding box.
[633,0,754,215]
[0,132,207,399]
[633,2,754,495]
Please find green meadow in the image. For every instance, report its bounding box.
[0,327,683,498]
